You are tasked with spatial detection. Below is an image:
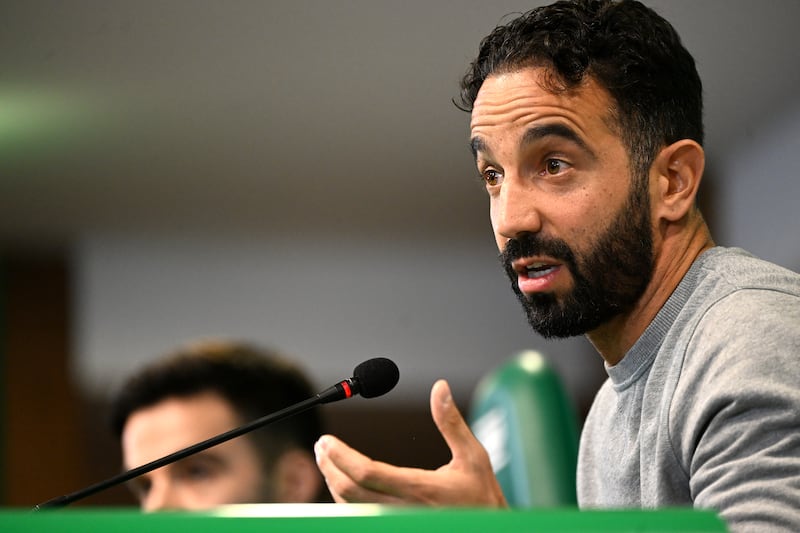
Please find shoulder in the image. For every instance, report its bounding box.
[665,246,800,467]
[675,262,799,405]
[694,246,800,298]
[688,247,799,370]
[680,247,799,366]
[668,251,800,529]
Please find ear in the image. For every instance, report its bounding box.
[651,139,705,222]
[271,448,323,503]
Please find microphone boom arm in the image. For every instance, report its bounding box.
[34,379,354,510]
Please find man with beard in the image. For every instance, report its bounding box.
[313,0,800,531]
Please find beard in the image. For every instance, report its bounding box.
[500,179,655,338]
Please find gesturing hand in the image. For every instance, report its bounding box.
[314,379,508,507]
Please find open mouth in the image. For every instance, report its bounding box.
[524,262,559,279]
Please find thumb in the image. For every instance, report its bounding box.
[429,379,481,463]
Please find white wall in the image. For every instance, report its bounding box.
[717,102,800,270]
[73,234,603,409]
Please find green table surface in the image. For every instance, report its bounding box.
[0,504,728,532]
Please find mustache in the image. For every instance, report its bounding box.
[499,234,577,273]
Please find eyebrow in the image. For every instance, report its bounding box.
[470,123,596,161]
[469,136,487,160]
[122,450,226,476]
[522,123,597,160]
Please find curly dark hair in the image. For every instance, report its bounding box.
[458,0,703,178]
[110,341,323,474]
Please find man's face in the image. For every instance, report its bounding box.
[121,391,269,511]
[470,67,654,338]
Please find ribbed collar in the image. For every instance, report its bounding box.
[604,247,724,390]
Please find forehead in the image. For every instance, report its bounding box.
[469,67,616,145]
[122,392,247,466]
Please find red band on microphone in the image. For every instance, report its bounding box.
[341,381,353,398]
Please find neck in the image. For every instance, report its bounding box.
[586,215,714,365]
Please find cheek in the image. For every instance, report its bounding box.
[552,197,592,238]
[491,224,508,253]
[489,197,512,250]
[223,446,268,498]
[574,185,617,229]
[489,209,502,249]
[549,201,610,259]
[224,466,267,503]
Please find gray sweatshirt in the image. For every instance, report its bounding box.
[577,247,800,532]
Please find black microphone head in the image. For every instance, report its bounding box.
[353,357,399,399]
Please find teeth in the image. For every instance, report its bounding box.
[525,263,555,279]
[529,267,555,279]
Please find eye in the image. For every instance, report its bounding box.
[183,463,213,481]
[481,168,502,187]
[543,158,569,175]
[128,478,151,499]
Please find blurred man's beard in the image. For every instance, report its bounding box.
[500,180,654,339]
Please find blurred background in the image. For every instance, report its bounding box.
[1,0,798,507]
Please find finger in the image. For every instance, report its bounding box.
[315,435,390,503]
[314,435,358,489]
[429,379,485,464]
[315,434,434,502]
[324,466,407,505]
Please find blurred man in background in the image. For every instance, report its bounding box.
[110,340,326,511]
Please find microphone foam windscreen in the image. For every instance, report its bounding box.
[353,357,400,398]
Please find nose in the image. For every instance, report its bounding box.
[142,478,182,512]
[491,177,542,243]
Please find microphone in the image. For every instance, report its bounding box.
[34,357,399,510]
[316,357,399,402]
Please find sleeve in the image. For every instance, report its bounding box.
[673,289,800,532]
